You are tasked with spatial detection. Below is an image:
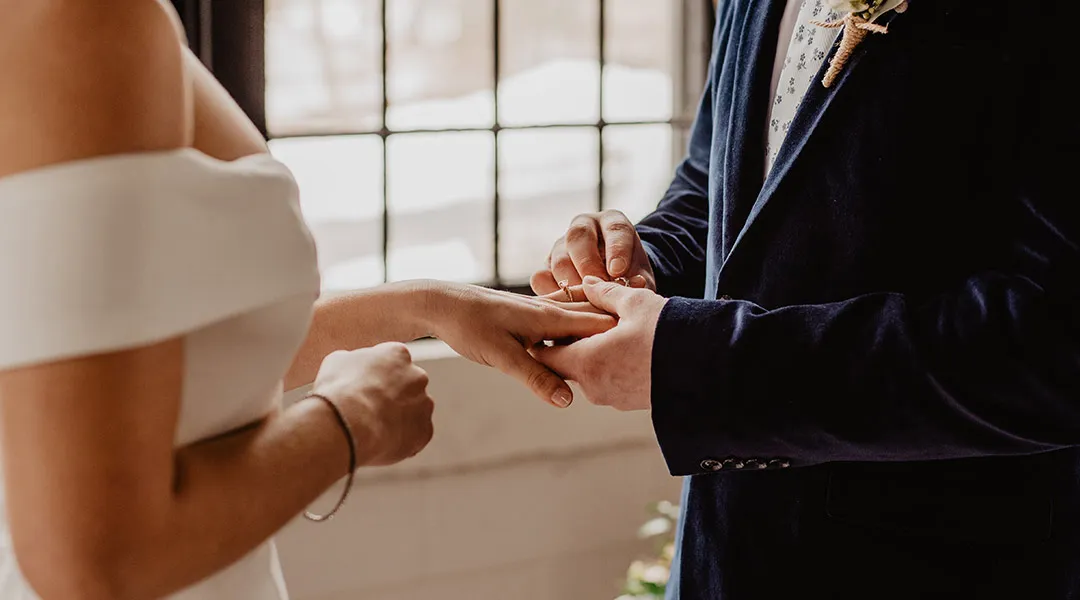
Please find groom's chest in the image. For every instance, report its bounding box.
[705,0,1019,305]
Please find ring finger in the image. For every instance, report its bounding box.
[542,275,648,304]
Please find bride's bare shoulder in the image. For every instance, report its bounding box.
[0,0,192,179]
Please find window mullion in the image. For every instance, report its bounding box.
[597,0,606,213]
[380,0,391,284]
[492,0,503,287]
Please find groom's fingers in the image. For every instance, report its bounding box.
[550,238,584,288]
[498,344,575,408]
[581,275,639,316]
[530,269,560,295]
[565,215,609,281]
[628,274,650,289]
[598,211,637,277]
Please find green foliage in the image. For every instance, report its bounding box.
[615,501,679,600]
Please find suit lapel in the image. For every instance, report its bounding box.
[718,8,905,281]
[719,0,787,258]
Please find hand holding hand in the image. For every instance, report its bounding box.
[531,276,668,411]
[531,210,657,296]
[312,343,434,467]
[423,282,616,408]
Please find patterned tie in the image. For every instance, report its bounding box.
[766,0,843,175]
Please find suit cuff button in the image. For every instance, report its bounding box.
[745,458,768,470]
[767,459,792,469]
[700,458,724,472]
[722,457,745,470]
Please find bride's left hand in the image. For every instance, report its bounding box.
[419,281,616,408]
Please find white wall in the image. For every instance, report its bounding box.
[277,341,682,600]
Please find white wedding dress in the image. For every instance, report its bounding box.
[0,149,321,599]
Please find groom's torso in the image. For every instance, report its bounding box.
[673,1,1080,598]
[704,0,1018,307]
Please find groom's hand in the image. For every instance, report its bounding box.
[531,210,657,295]
[423,283,616,409]
[531,276,667,411]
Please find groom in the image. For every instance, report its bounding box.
[532,1,1077,598]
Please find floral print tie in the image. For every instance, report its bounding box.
[766,0,843,175]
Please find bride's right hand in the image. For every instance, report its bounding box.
[311,343,434,467]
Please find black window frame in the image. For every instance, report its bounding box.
[173,0,715,294]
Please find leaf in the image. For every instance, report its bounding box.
[640,581,667,596]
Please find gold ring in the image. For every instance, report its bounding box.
[558,280,575,302]
[614,276,631,287]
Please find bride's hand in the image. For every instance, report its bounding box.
[539,274,650,305]
[312,343,434,467]
[419,282,616,408]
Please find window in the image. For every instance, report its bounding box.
[174,0,713,292]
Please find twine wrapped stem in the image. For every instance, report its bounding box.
[811,12,891,88]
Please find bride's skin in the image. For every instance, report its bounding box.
[0,2,613,599]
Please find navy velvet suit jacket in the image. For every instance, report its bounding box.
[639,1,1079,598]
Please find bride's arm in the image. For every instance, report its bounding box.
[162,7,615,405]
[280,281,615,408]
[0,3,430,599]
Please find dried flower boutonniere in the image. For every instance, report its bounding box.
[812,0,910,88]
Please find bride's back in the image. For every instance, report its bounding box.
[0,3,320,598]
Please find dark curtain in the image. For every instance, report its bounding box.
[170,0,268,137]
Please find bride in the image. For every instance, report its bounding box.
[0,2,612,598]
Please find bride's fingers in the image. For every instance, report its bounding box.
[496,344,575,408]
[542,285,591,303]
[535,305,616,339]
[540,284,580,303]
[540,285,588,303]
[550,301,610,316]
[540,275,647,304]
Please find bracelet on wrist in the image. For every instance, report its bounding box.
[303,393,358,522]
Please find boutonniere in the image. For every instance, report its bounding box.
[812,0,910,88]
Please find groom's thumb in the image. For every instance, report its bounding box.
[581,275,634,315]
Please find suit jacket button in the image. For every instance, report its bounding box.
[723,458,745,470]
[719,294,733,301]
[745,458,768,470]
[768,459,792,469]
[700,459,723,472]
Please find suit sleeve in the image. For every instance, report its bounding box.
[650,18,1080,474]
[634,11,721,300]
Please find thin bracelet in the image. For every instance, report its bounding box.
[303,393,358,522]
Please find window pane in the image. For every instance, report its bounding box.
[386,0,494,130]
[387,132,495,282]
[270,135,385,290]
[603,124,674,224]
[604,0,675,122]
[266,0,382,136]
[499,128,599,283]
[499,0,600,127]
